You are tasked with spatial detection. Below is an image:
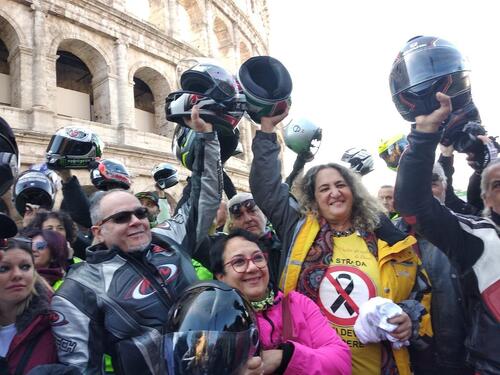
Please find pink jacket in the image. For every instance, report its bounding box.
[257,291,351,375]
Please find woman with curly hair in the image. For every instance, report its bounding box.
[248,112,432,375]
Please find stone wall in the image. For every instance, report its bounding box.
[0,0,275,207]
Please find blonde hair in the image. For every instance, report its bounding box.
[297,163,384,232]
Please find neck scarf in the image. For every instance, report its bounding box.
[251,289,275,311]
[296,217,378,303]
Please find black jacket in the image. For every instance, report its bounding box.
[395,129,500,374]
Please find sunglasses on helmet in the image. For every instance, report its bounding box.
[228,199,256,216]
[97,207,149,226]
[0,236,33,251]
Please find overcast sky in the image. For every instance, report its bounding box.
[268,0,500,194]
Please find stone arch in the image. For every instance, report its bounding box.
[51,37,113,124]
[129,64,171,136]
[213,15,233,69]
[0,12,27,107]
[177,0,207,53]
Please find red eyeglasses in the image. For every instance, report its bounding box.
[224,252,267,273]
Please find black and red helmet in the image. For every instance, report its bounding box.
[389,36,472,122]
[166,62,245,135]
[90,159,131,191]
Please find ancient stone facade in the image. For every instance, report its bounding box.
[0,0,271,208]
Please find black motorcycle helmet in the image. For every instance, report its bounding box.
[166,62,246,136]
[13,170,56,216]
[165,280,259,375]
[172,124,239,171]
[152,163,179,190]
[389,36,472,122]
[90,159,131,191]
[0,117,20,196]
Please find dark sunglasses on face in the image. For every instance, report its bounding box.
[97,207,149,226]
[224,252,268,273]
[229,199,256,216]
[32,240,48,251]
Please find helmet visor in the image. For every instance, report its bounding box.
[390,46,470,95]
[181,64,236,102]
[164,329,259,375]
[47,135,93,157]
[379,139,408,170]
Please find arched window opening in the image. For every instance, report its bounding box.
[0,39,10,105]
[133,76,155,133]
[56,50,93,121]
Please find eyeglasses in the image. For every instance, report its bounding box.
[32,240,48,251]
[97,207,149,226]
[229,199,256,217]
[224,252,267,273]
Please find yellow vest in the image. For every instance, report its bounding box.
[281,214,433,375]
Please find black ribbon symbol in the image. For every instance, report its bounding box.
[330,273,355,315]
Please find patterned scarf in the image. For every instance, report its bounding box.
[296,217,379,303]
[251,289,275,311]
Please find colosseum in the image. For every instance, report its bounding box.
[0,0,274,216]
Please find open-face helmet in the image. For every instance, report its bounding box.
[90,159,131,190]
[13,170,56,216]
[341,148,375,176]
[46,126,104,170]
[152,163,179,190]
[378,134,409,171]
[166,62,245,135]
[389,36,472,122]
[283,118,322,159]
[0,117,20,196]
[237,56,292,124]
[165,280,259,375]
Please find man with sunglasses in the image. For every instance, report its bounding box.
[227,192,282,287]
[50,106,223,375]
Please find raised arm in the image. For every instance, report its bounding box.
[153,106,222,257]
[395,93,482,272]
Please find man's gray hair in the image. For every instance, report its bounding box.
[89,189,135,225]
[480,158,500,217]
[433,162,447,190]
[297,163,384,232]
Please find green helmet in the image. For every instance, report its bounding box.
[237,56,292,124]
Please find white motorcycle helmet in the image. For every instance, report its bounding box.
[341,148,375,176]
[282,118,322,160]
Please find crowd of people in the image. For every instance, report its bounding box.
[0,36,499,375]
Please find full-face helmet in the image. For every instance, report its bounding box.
[165,280,259,375]
[152,163,179,190]
[0,117,20,196]
[90,159,131,190]
[237,56,292,124]
[166,61,245,135]
[341,148,375,176]
[13,170,56,216]
[282,118,322,160]
[172,124,239,171]
[389,36,472,122]
[46,126,104,170]
[378,134,409,171]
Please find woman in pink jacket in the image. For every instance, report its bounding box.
[211,229,351,375]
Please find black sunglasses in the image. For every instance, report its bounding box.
[97,207,149,226]
[228,199,256,216]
